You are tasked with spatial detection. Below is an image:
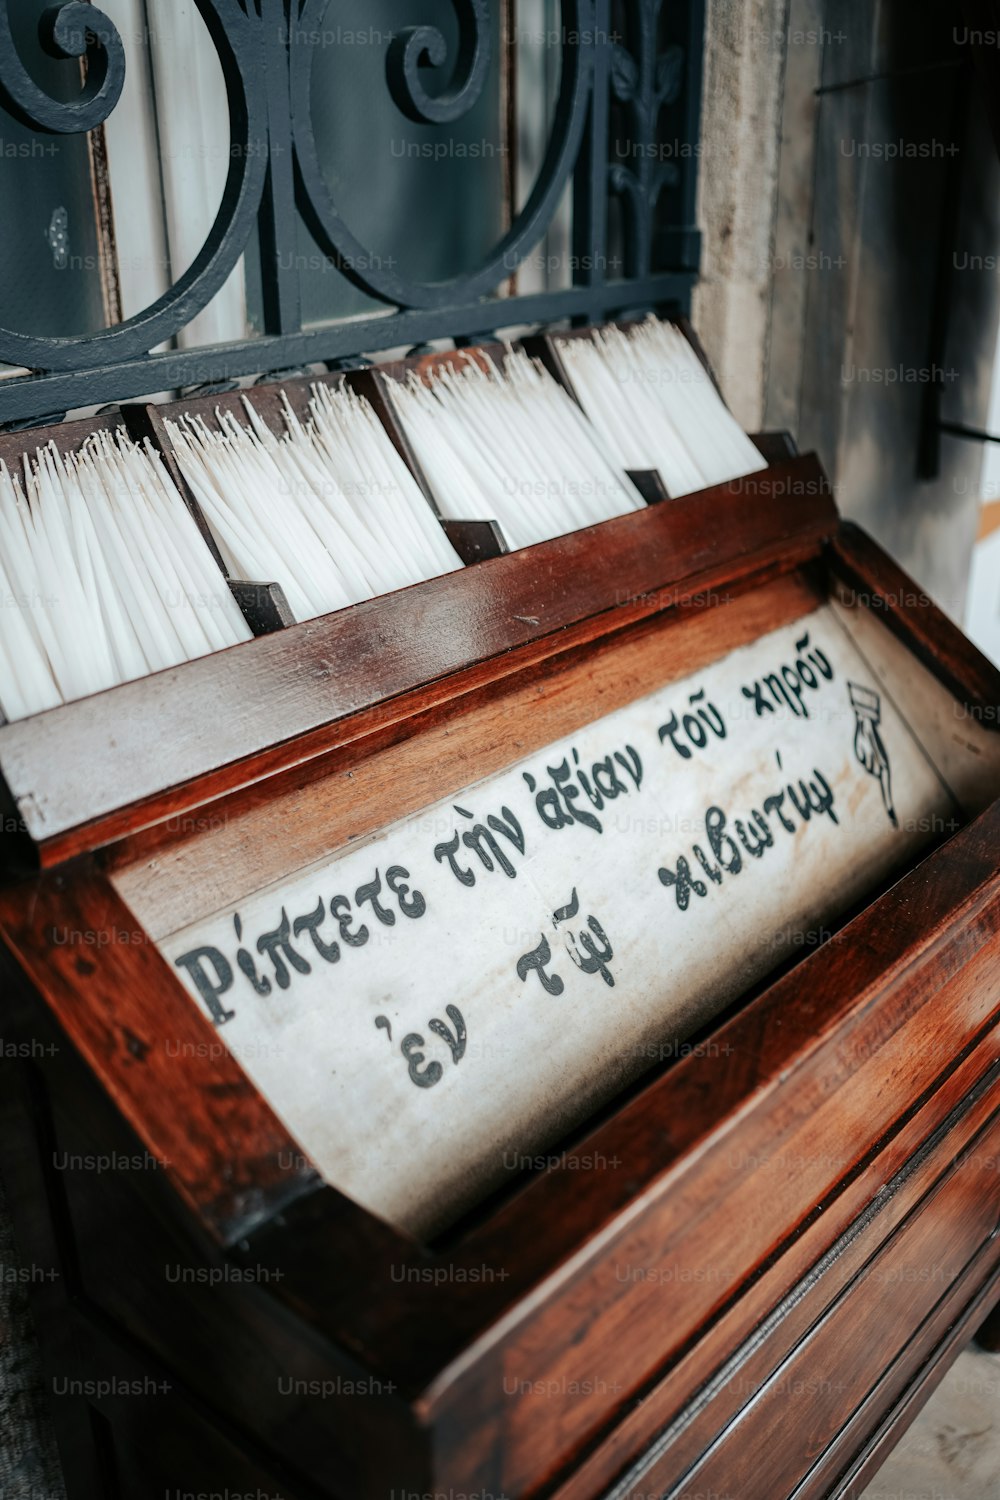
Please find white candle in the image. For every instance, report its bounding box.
[165,383,464,624]
[0,428,251,724]
[383,350,645,551]
[555,319,767,495]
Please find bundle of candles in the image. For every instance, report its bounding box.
[0,432,252,724]
[383,350,646,550]
[553,317,768,494]
[0,322,766,726]
[166,383,463,623]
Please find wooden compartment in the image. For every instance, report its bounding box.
[0,403,293,668]
[137,362,509,614]
[0,318,791,720]
[0,459,998,1498]
[123,375,345,632]
[0,445,830,871]
[345,321,786,529]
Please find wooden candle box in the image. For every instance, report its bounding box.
[342,319,791,514]
[0,459,995,1500]
[341,337,684,513]
[0,362,998,1500]
[0,318,793,669]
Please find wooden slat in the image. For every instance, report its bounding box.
[827,521,1000,717]
[0,503,998,1497]
[0,457,836,867]
[0,411,120,469]
[548,1046,1000,1500]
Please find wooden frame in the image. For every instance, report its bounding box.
[0,462,998,1497]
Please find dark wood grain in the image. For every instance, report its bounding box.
[110,567,825,943]
[827,521,1000,723]
[798,1266,1000,1500]
[0,411,120,470]
[148,369,348,436]
[833,1277,1000,1500]
[439,517,508,562]
[749,429,799,464]
[0,957,430,1500]
[0,1020,111,1500]
[227,579,296,634]
[660,1107,1000,1500]
[0,867,320,1244]
[5,880,998,1498]
[549,1041,1000,1500]
[624,466,672,503]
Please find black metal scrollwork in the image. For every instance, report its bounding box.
[0,0,268,377]
[0,0,125,134]
[292,0,594,310]
[609,0,686,277]
[386,0,491,125]
[0,0,704,426]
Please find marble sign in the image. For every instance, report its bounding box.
[161,604,959,1235]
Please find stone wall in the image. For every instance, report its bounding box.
[695,0,1000,622]
[693,0,790,430]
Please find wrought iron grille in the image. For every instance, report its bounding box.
[0,0,705,427]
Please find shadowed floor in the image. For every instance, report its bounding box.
[860,1346,1000,1500]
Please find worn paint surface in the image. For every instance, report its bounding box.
[161,605,957,1235]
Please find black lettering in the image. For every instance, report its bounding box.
[658,711,692,758]
[591,756,625,804]
[174,947,235,1026]
[735,811,772,858]
[401,1033,443,1088]
[657,856,708,910]
[292,898,341,963]
[428,1004,467,1063]
[330,895,369,947]
[516,936,564,995]
[355,870,395,926]
[762,790,796,834]
[566,918,615,987]
[434,831,476,886]
[706,806,742,874]
[386,864,427,917]
[682,712,708,747]
[742,681,773,716]
[256,908,312,990]
[615,745,643,788]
